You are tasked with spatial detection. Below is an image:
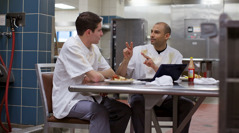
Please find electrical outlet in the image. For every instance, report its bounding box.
[6,13,25,27]
[0,14,6,26]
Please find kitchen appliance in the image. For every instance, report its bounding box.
[110,18,148,71]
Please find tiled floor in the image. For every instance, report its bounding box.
[10,97,218,133]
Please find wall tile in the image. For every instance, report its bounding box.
[4,51,22,68]
[101,16,109,24]
[7,32,20,51]
[23,33,38,50]
[9,106,21,124]
[40,0,47,15]
[39,14,47,33]
[48,0,55,16]
[9,0,23,13]
[47,16,53,33]
[24,0,39,13]
[11,50,22,69]
[24,14,39,32]
[22,107,36,125]
[8,87,21,105]
[0,26,7,32]
[23,51,37,69]
[12,69,22,87]
[39,33,47,51]
[101,7,110,16]
[47,52,51,63]
[38,52,47,63]
[22,88,37,106]
[12,33,23,51]
[0,87,5,100]
[0,35,8,50]
[0,51,7,65]
[47,34,52,51]
[37,89,42,106]
[0,101,6,122]
[0,0,54,126]
[0,0,7,13]
[37,107,44,125]
[22,70,37,88]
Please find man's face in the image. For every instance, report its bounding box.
[150,23,169,47]
[90,23,103,44]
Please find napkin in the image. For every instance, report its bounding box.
[146,75,173,86]
[194,78,219,85]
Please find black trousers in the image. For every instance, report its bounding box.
[129,94,194,133]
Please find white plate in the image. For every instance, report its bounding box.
[104,79,134,84]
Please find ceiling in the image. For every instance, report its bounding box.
[55,0,238,11]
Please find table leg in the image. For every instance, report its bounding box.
[173,96,178,133]
[144,94,164,133]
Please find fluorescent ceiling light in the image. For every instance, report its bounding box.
[55,3,75,9]
[201,0,221,5]
[129,0,150,6]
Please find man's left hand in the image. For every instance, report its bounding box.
[141,52,158,72]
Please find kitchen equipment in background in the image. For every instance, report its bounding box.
[110,18,148,71]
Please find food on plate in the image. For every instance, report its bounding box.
[182,74,202,79]
[194,74,202,78]
[111,74,133,81]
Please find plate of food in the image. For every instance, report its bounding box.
[179,76,188,81]
[179,74,202,81]
[104,75,134,84]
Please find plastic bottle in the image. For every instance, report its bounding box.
[188,57,195,82]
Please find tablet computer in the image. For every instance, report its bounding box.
[152,64,187,81]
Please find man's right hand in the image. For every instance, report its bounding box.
[123,42,133,61]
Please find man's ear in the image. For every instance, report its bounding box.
[85,29,92,36]
[165,33,170,40]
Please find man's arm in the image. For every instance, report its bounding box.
[116,58,130,77]
[85,70,105,83]
[98,68,115,79]
[84,68,115,83]
[116,42,133,77]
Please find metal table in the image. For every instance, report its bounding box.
[69,81,219,133]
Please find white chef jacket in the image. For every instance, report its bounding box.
[127,44,183,106]
[127,44,183,79]
[52,35,110,119]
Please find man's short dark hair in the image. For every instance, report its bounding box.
[75,12,102,36]
[155,22,171,35]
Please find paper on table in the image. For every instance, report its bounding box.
[146,75,173,86]
[194,78,219,85]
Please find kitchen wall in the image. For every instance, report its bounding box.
[123,3,239,79]
[55,1,239,80]
[0,0,54,127]
[55,0,125,62]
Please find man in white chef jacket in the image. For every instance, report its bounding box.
[117,22,194,133]
[52,11,131,133]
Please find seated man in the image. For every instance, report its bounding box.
[52,11,131,133]
[117,22,194,133]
